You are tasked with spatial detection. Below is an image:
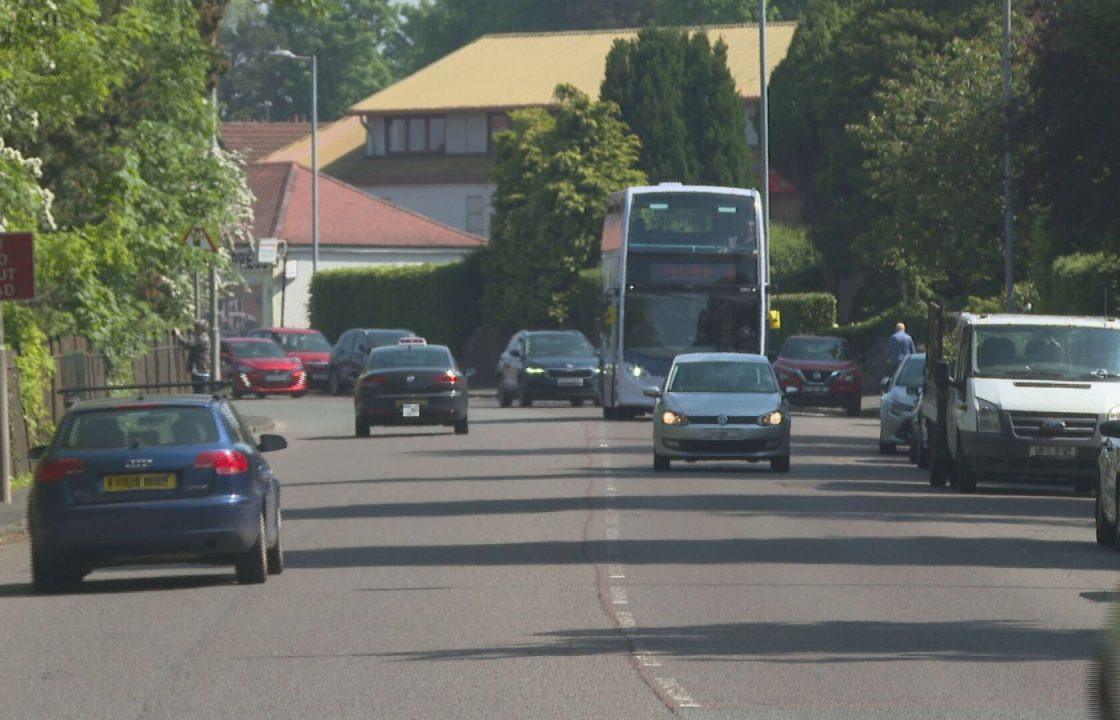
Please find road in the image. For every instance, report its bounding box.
[0,394,1113,719]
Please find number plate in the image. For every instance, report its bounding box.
[804,385,829,394]
[402,403,421,418]
[265,373,288,383]
[103,474,176,492]
[312,373,328,381]
[557,377,584,387]
[701,429,747,441]
[1029,445,1077,459]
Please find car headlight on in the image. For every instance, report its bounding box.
[660,410,688,426]
[976,397,1002,433]
[628,364,648,379]
[758,410,784,426]
[524,367,547,375]
[1110,405,1120,421]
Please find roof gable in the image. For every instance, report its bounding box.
[349,23,797,115]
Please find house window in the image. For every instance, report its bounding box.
[465,195,486,235]
[386,116,447,155]
[488,113,512,152]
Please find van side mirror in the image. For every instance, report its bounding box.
[880,377,891,393]
[1102,420,1120,439]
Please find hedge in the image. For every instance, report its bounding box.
[769,224,823,294]
[770,292,838,348]
[308,252,485,354]
[829,300,928,380]
[1046,252,1120,315]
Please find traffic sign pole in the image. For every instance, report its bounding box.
[1,303,10,504]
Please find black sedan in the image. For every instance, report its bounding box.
[353,341,470,436]
[497,330,601,407]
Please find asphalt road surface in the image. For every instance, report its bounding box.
[0,395,1114,719]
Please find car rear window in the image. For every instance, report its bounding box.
[228,340,286,358]
[61,407,219,449]
[276,332,331,353]
[780,337,851,361]
[668,361,778,394]
[367,347,453,370]
[366,330,414,348]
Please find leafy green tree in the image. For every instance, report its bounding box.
[396,0,804,73]
[851,26,1017,304]
[219,0,400,121]
[601,28,753,186]
[768,0,992,319]
[484,85,646,328]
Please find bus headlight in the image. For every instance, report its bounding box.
[976,397,1001,433]
[661,410,688,426]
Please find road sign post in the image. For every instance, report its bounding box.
[0,233,36,504]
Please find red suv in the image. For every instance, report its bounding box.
[772,335,862,416]
[221,338,308,399]
[248,327,332,388]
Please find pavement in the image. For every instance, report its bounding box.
[0,487,26,539]
[0,392,1108,719]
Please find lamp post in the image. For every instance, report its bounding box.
[271,48,319,275]
[759,0,771,353]
[1002,0,1014,311]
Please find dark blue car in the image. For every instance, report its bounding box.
[27,394,287,592]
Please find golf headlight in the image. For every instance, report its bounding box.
[976,397,1001,433]
[1110,405,1120,421]
[758,410,784,426]
[524,366,547,375]
[628,364,648,379]
[661,410,688,426]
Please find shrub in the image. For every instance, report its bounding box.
[770,292,837,349]
[1046,252,1120,315]
[830,300,928,381]
[308,252,486,354]
[769,224,822,294]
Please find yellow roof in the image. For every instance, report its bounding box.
[349,23,797,115]
[260,115,367,168]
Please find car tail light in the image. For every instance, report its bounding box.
[36,458,85,483]
[194,450,250,475]
[362,375,388,386]
[435,371,460,386]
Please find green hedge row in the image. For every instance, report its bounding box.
[1046,252,1120,315]
[830,300,928,371]
[769,292,838,348]
[308,253,485,353]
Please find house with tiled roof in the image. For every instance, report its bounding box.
[261,23,801,237]
[221,121,312,164]
[226,161,484,330]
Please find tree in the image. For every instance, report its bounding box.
[396,0,804,73]
[484,85,646,328]
[768,0,994,320]
[851,26,1014,304]
[219,0,400,121]
[601,28,753,187]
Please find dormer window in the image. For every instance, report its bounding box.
[387,116,446,154]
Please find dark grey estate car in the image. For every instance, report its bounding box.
[327,327,415,395]
[497,330,602,407]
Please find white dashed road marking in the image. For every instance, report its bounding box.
[656,678,701,708]
[610,586,629,605]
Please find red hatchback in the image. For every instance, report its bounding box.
[248,327,332,388]
[772,335,862,416]
[222,338,308,399]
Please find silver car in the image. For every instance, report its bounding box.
[646,353,791,472]
[879,353,925,455]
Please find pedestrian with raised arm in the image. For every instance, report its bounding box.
[174,319,211,394]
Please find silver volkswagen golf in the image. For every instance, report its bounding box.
[646,353,791,472]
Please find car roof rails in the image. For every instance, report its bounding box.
[57,381,233,407]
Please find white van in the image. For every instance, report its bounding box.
[920,312,1120,492]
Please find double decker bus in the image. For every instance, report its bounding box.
[599,183,769,418]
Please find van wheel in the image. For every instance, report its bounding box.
[235,514,268,585]
[954,435,978,492]
[1096,488,1116,546]
[498,386,512,408]
[454,417,469,435]
[653,453,670,471]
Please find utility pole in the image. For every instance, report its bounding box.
[270,49,319,274]
[759,0,772,353]
[1002,0,1014,311]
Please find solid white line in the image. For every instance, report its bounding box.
[655,677,700,708]
[610,586,628,605]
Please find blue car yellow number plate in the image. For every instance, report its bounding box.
[103,474,177,492]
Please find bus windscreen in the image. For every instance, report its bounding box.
[629,193,757,253]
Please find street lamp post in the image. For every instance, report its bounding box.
[271,48,319,275]
[1002,0,1014,311]
[759,0,771,353]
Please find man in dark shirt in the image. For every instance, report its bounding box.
[174,319,211,393]
[886,322,917,375]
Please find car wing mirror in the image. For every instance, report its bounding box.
[1102,421,1120,439]
[880,377,891,393]
[258,434,288,453]
[28,445,47,462]
[642,386,662,398]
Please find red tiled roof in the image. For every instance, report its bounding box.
[246,161,486,249]
[222,122,312,164]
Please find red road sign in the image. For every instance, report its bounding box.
[0,233,35,301]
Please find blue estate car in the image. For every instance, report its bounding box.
[27,394,287,592]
